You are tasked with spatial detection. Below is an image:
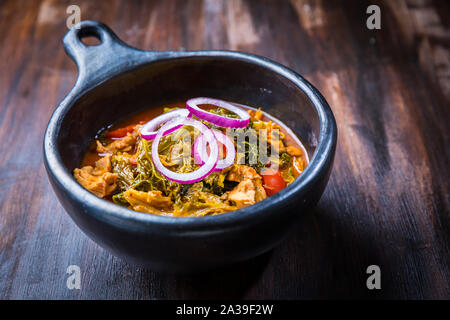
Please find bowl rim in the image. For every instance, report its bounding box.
[43,50,336,231]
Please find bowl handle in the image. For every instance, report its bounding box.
[63,20,161,89]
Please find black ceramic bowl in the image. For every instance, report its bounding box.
[43,21,336,273]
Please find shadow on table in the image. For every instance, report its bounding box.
[136,204,403,299]
[162,251,273,299]
[280,205,398,299]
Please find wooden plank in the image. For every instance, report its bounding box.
[0,0,448,299]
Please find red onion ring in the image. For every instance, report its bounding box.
[141,109,190,140]
[186,97,250,128]
[193,130,236,172]
[151,118,219,184]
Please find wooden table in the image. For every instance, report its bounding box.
[0,0,448,299]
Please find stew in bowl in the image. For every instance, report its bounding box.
[74,99,309,217]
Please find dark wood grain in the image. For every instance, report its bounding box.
[0,0,448,299]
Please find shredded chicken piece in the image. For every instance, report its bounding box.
[123,189,173,214]
[253,179,267,202]
[287,145,303,156]
[228,179,256,209]
[272,139,286,154]
[73,155,118,198]
[248,108,263,121]
[255,124,286,154]
[227,165,261,182]
[96,129,139,154]
[225,165,267,208]
[92,154,112,174]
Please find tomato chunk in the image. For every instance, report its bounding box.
[261,169,287,196]
[129,156,137,165]
[106,124,136,138]
[206,142,227,160]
